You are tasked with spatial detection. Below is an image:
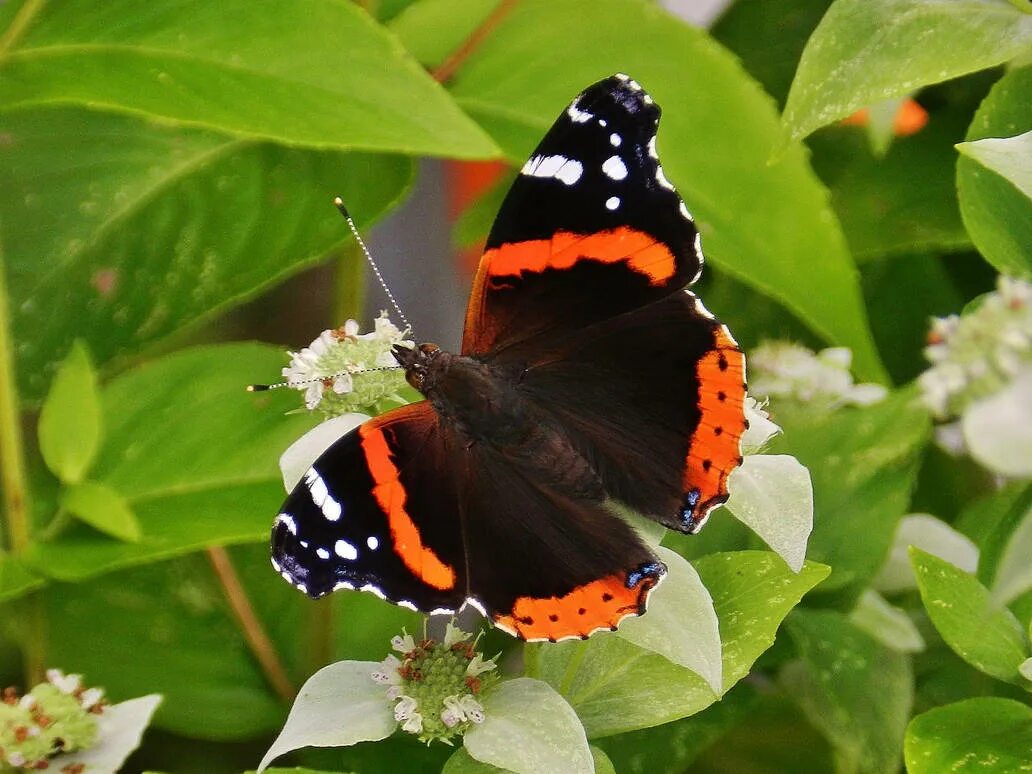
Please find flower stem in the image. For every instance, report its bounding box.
[206,546,295,703]
[431,0,520,84]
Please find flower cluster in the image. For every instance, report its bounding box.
[748,342,887,411]
[371,624,497,745]
[282,312,413,416]
[918,275,1031,420]
[0,670,105,771]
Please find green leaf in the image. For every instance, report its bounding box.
[849,589,925,653]
[773,388,930,597]
[463,678,593,774]
[0,554,44,603]
[615,546,722,693]
[954,480,1032,587]
[956,67,1032,276]
[783,609,913,774]
[443,748,504,774]
[991,502,1032,606]
[26,344,319,580]
[872,513,979,595]
[533,552,829,738]
[0,105,415,401]
[60,479,142,543]
[807,114,973,261]
[37,340,101,484]
[46,552,292,739]
[781,0,1032,143]
[389,0,497,69]
[910,547,1030,684]
[0,0,497,158]
[904,697,1032,773]
[397,0,886,380]
[258,660,396,772]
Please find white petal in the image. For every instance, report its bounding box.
[990,502,1032,606]
[332,373,353,394]
[279,414,370,491]
[846,383,889,406]
[258,661,396,772]
[56,695,162,772]
[304,381,324,410]
[343,319,360,337]
[616,546,722,693]
[741,397,781,453]
[872,514,979,594]
[464,678,593,774]
[962,369,1032,477]
[725,455,813,572]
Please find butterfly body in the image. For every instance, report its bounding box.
[271,74,747,642]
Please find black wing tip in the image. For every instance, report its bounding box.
[576,73,660,121]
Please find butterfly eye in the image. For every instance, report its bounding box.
[406,369,426,391]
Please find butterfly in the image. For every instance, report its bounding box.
[271,74,747,643]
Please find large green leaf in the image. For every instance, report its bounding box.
[0,105,415,401]
[533,553,829,738]
[772,388,930,597]
[781,0,1032,143]
[910,547,1030,685]
[0,554,44,602]
[0,0,497,158]
[956,67,1032,276]
[26,343,318,580]
[394,0,886,381]
[783,609,913,774]
[905,698,1032,773]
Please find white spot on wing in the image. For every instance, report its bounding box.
[606,196,621,210]
[367,535,379,550]
[602,155,628,181]
[304,469,342,522]
[275,514,297,536]
[610,133,622,147]
[598,118,607,127]
[522,154,583,186]
[334,539,358,560]
[316,548,330,560]
[566,100,593,123]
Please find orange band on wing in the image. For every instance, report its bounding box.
[683,325,747,527]
[360,426,456,591]
[493,570,661,643]
[484,227,676,286]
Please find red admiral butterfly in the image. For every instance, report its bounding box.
[271,74,747,642]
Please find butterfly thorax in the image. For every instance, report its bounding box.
[392,342,605,501]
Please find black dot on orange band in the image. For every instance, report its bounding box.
[744,419,751,429]
[519,616,534,625]
[578,608,587,615]
[703,459,712,471]
[718,354,729,371]
[714,426,723,436]
[602,592,614,602]
[548,614,559,622]
[718,391,726,401]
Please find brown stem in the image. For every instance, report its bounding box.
[206,546,295,703]
[431,0,520,84]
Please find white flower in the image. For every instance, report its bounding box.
[749,342,886,411]
[394,695,419,723]
[465,654,497,678]
[443,621,468,648]
[457,695,485,724]
[740,397,781,454]
[371,654,402,687]
[79,686,105,710]
[46,668,82,694]
[391,633,416,654]
[400,713,424,734]
[440,695,466,728]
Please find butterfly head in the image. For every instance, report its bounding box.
[393,342,442,393]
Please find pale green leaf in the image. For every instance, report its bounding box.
[957,131,1032,198]
[872,513,979,594]
[956,66,1032,275]
[37,340,101,484]
[849,589,925,653]
[904,698,1032,773]
[464,678,593,774]
[0,0,498,158]
[259,661,396,772]
[783,609,913,774]
[910,547,1030,684]
[781,0,1032,143]
[962,369,1032,479]
[60,479,142,543]
[725,454,813,572]
[56,695,162,772]
[991,501,1032,606]
[616,546,722,693]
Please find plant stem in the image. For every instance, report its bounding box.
[0,247,46,687]
[206,546,295,703]
[331,242,366,326]
[431,0,520,84]
[0,0,46,57]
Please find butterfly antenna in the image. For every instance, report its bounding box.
[246,365,402,393]
[334,197,412,334]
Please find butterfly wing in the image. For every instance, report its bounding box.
[462,74,704,358]
[272,402,665,641]
[465,74,747,532]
